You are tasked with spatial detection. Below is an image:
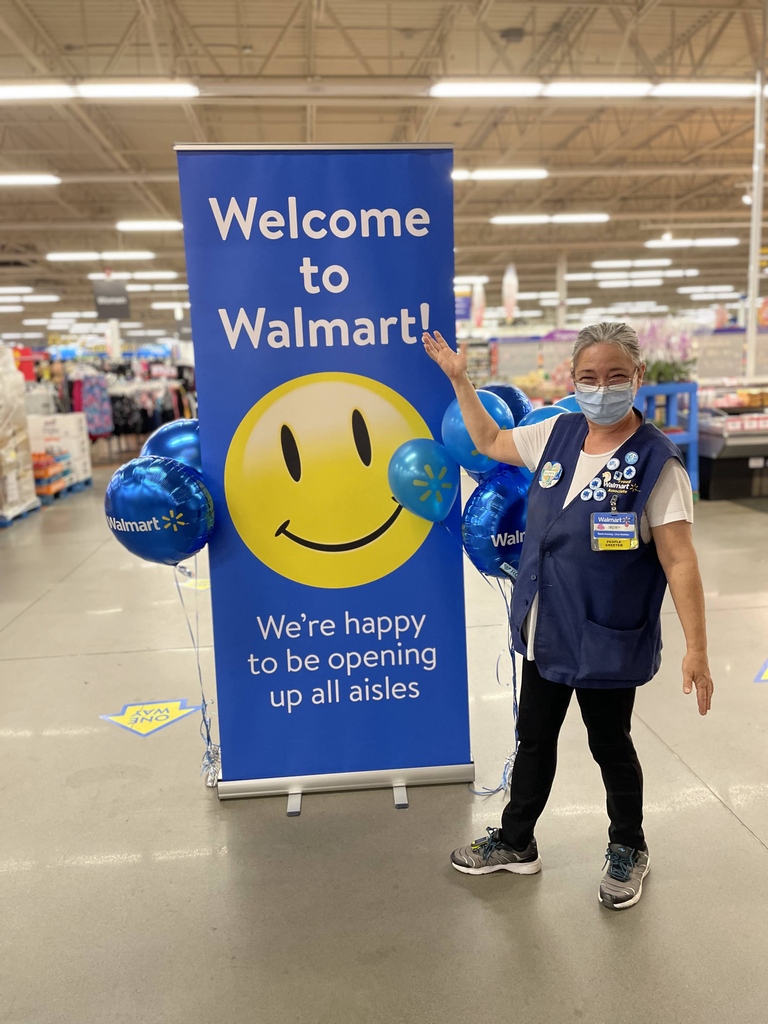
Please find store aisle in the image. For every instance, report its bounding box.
[2,474,768,1024]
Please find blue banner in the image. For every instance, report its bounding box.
[177,146,471,787]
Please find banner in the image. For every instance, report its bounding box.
[93,280,131,320]
[177,146,472,794]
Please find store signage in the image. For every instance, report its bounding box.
[101,700,202,736]
[177,146,472,794]
[93,280,131,320]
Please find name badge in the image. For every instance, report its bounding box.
[590,512,639,551]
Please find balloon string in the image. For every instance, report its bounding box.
[174,561,221,788]
[438,519,520,797]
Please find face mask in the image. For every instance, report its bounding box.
[574,381,636,426]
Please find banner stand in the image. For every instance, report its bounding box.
[177,144,473,803]
[217,763,476,813]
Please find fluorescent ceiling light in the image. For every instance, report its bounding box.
[133,271,178,280]
[53,311,97,318]
[47,251,100,261]
[645,237,740,248]
[77,82,199,99]
[543,81,652,98]
[454,275,489,285]
[23,294,59,302]
[101,251,155,260]
[599,279,663,289]
[120,322,144,328]
[430,81,543,98]
[48,250,155,261]
[552,213,610,224]
[0,174,61,186]
[88,272,133,280]
[689,292,740,301]
[0,305,23,312]
[0,84,75,101]
[126,329,167,337]
[126,284,152,292]
[0,286,33,294]
[565,273,594,282]
[22,319,51,326]
[151,301,190,310]
[517,310,544,317]
[491,214,550,225]
[452,168,548,181]
[539,297,592,307]
[591,259,672,269]
[652,82,756,99]
[678,285,736,294]
[492,213,609,225]
[116,220,183,232]
[152,283,189,291]
[0,295,23,303]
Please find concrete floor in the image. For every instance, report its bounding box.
[2,470,768,1024]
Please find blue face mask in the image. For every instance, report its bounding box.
[574,381,636,425]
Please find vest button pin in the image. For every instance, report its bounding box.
[545,551,551,557]
[531,574,537,581]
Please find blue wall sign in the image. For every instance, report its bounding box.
[177,146,472,790]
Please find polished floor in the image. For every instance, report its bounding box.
[2,470,768,1024]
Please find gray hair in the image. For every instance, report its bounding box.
[571,321,644,371]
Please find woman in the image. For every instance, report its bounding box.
[423,321,713,910]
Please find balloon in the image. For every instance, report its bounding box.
[141,419,202,474]
[461,467,529,580]
[554,394,582,413]
[105,456,214,565]
[516,405,566,429]
[388,439,460,523]
[468,463,532,486]
[441,390,515,475]
[482,383,533,424]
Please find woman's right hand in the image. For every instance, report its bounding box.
[422,330,468,383]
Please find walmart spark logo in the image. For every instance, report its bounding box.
[413,463,454,505]
[162,509,187,531]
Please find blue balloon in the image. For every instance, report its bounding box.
[482,383,533,424]
[105,456,214,565]
[141,419,202,474]
[441,390,515,475]
[554,394,582,413]
[461,467,529,579]
[388,439,460,523]
[516,405,566,428]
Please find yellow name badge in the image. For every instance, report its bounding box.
[590,512,639,551]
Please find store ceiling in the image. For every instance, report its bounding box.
[0,0,765,335]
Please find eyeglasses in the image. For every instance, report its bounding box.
[573,374,635,394]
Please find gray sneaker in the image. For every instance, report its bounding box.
[451,828,542,876]
[599,843,650,909]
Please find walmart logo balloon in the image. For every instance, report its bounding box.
[387,439,460,524]
[105,456,214,566]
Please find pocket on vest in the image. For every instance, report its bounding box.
[579,618,652,682]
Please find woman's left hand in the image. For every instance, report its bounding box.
[682,651,714,716]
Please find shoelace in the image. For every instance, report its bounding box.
[472,827,503,861]
[605,847,636,882]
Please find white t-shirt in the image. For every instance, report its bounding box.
[511,415,694,661]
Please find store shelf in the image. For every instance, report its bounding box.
[634,381,699,496]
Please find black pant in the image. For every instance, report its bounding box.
[500,659,645,851]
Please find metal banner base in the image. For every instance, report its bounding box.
[217,762,475,813]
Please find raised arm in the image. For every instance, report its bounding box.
[422,330,525,467]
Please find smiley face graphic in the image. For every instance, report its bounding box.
[224,372,433,588]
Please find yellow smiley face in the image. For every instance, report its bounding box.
[224,372,433,588]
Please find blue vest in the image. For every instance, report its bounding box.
[510,413,683,689]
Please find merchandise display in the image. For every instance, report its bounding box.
[0,344,41,525]
[27,413,93,487]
